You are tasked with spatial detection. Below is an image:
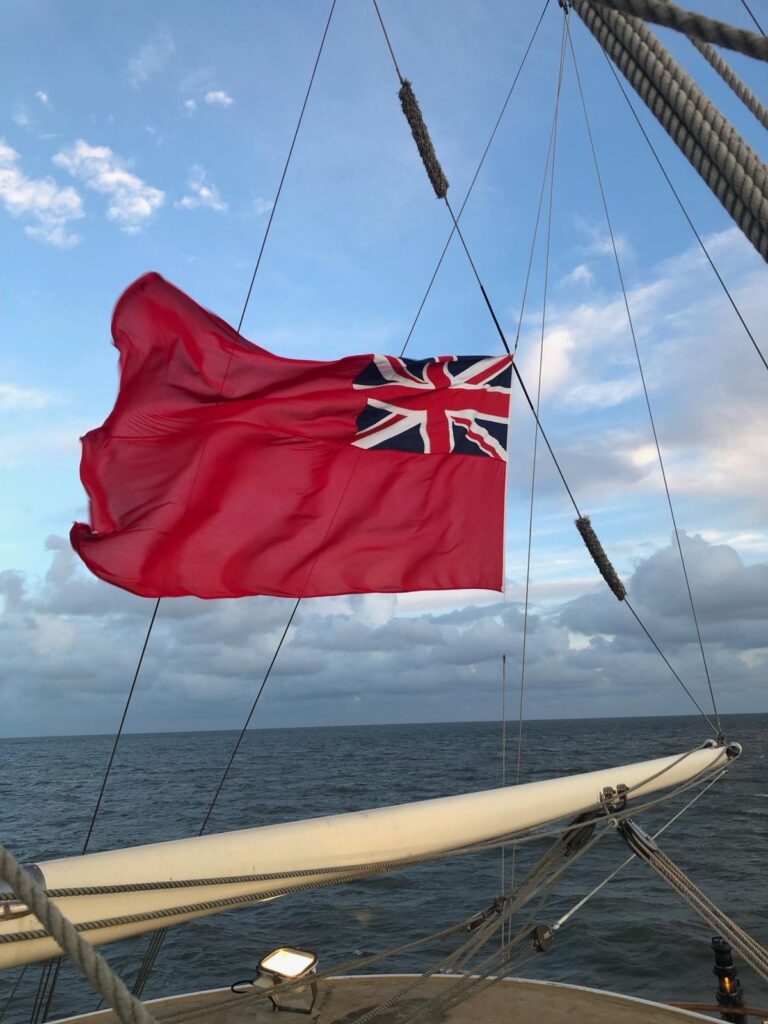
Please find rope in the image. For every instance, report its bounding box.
[605,7,768,224]
[689,37,768,131]
[575,516,627,600]
[398,80,450,198]
[371,2,726,732]
[566,21,721,729]
[587,0,768,61]
[597,43,767,372]
[0,843,157,1024]
[399,0,551,358]
[511,12,568,909]
[621,821,768,982]
[128,1,339,998]
[573,1,768,261]
[552,766,727,930]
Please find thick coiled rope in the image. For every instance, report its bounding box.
[690,38,768,131]
[0,842,156,1024]
[573,0,768,261]
[589,0,768,61]
[620,822,768,984]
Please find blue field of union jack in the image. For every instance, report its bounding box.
[352,354,513,459]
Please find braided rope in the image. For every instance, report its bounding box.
[610,8,768,217]
[574,0,768,260]
[622,829,768,983]
[586,2,768,229]
[690,38,768,130]
[588,0,768,61]
[0,842,156,1024]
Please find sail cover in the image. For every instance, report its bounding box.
[71,274,513,598]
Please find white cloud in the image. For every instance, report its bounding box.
[563,263,593,286]
[53,140,164,233]
[253,196,273,216]
[175,165,227,212]
[127,29,175,89]
[13,110,31,130]
[0,383,57,411]
[0,138,83,247]
[204,90,234,107]
[182,99,197,114]
[36,91,50,106]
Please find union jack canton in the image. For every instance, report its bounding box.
[352,354,513,460]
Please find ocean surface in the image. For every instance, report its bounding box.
[1,715,766,1022]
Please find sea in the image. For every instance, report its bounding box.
[2,714,766,1022]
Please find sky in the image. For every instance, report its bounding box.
[1,0,766,737]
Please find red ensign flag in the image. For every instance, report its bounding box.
[71,274,513,599]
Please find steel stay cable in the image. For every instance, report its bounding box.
[34,598,162,1022]
[565,19,721,732]
[593,21,767,372]
[370,4,726,730]
[438,193,720,737]
[397,0,551,358]
[739,0,764,34]
[552,766,727,930]
[117,0,341,1003]
[511,15,568,913]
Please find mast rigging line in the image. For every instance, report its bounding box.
[587,0,768,61]
[511,13,569,906]
[398,0,552,358]
[46,0,342,1011]
[371,0,721,736]
[572,0,768,263]
[739,0,764,35]
[565,19,721,731]
[597,39,768,373]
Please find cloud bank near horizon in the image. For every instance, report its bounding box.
[1,530,764,737]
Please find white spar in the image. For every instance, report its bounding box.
[0,742,736,969]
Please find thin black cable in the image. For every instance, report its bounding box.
[512,15,568,902]
[397,0,551,357]
[443,199,584,515]
[37,597,161,1021]
[237,0,338,333]
[197,599,300,836]
[371,0,404,83]
[624,597,719,733]
[566,22,721,732]
[739,0,765,34]
[127,1,339,996]
[598,37,767,372]
[0,966,27,1024]
[369,1,721,732]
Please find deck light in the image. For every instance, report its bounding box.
[257,946,318,1014]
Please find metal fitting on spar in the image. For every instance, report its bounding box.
[0,864,45,921]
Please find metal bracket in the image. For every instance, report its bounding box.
[617,817,659,855]
[599,783,629,814]
[0,863,45,921]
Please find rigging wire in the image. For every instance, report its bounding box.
[33,598,162,1022]
[565,19,722,733]
[127,1,339,1001]
[598,30,767,373]
[370,0,721,737]
[511,13,568,907]
[397,0,551,357]
[739,0,765,34]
